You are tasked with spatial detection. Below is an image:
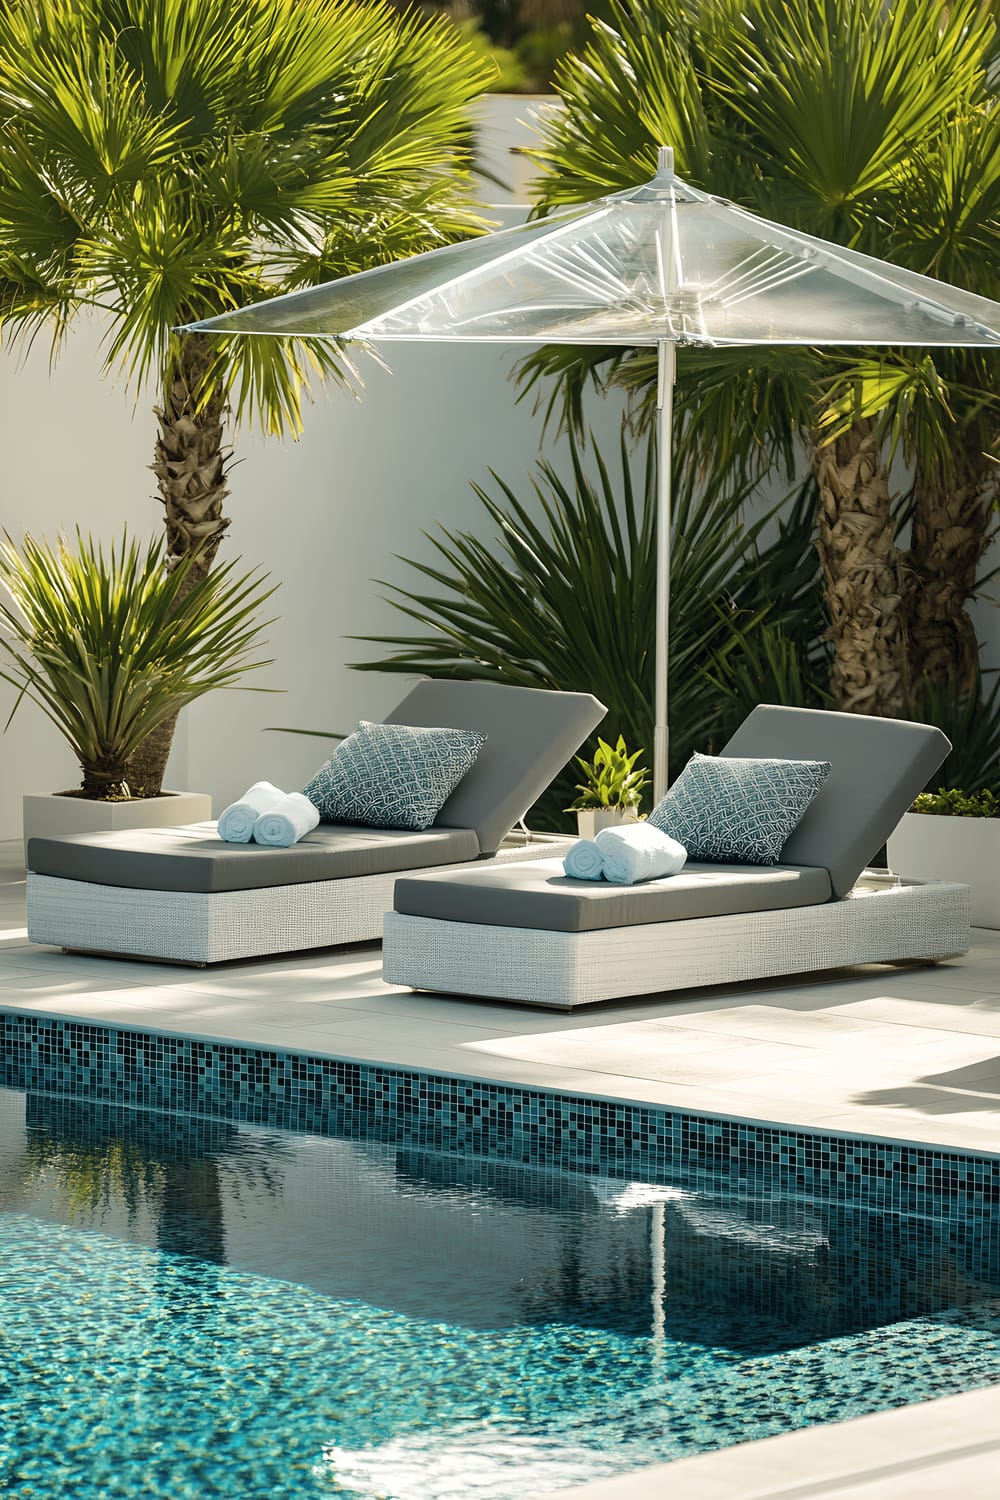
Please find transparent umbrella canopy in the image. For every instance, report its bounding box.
[186,148,1000,796]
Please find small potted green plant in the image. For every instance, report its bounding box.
[0,529,276,850]
[887,786,999,929]
[566,734,649,839]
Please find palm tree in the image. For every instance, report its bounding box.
[709,0,1000,708]
[524,0,999,716]
[0,0,491,789]
[858,112,1000,692]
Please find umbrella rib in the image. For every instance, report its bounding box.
[679,305,710,342]
[559,243,634,297]
[720,261,818,308]
[352,204,612,337]
[706,199,1000,335]
[525,252,629,304]
[666,188,683,291]
[655,230,669,303]
[522,249,657,317]
[705,248,799,299]
[448,301,652,330]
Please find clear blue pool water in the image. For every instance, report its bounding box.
[1,1090,999,1499]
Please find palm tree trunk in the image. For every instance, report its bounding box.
[812,418,908,718]
[157,1158,227,1264]
[122,709,180,799]
[907,445,997,695]
[79,758,130,800]
[154,330,232,577]
[124,333,232,796]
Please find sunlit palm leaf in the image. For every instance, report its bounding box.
[710,0,991,241]
[0,0,492,431]
[529,0,716,208]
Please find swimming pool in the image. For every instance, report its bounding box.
[2,1015,999,1499]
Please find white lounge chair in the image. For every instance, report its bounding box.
[25,679,605,964]
[382,706,971,1009]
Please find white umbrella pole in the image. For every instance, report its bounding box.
[653,338,676,802]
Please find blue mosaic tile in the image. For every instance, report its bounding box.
[1,1010,998,1223]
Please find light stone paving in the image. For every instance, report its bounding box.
[2,843,999,1152]
[1,838,998,1499]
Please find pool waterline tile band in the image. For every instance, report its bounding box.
[1,1009,998,1217]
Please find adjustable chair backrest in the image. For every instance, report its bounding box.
[721,705,950,897]
[385,679,606,855]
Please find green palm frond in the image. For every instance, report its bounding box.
[711,0,992,240]
[643,347,823,489]
[887,109,1000,291]
[0,0,492,430]
[514,344,634,438]
[529,0,716,208]
[516,341,825,490]
[700,612,832,745]
[816,351,1000,483]
[349,430,827,825]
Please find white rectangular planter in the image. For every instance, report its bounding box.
[888,812,999,929]
[23,790,212,864]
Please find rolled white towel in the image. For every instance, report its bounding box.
[217,781,286,843]
[253,792,320,848]
[595,822,687,885]
[563,839,605,881]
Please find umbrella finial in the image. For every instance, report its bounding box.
[657,145,675,178]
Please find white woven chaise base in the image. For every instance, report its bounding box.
[26,836,570,966]
[381,880,972,1010]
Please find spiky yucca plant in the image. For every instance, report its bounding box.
[0,531,275,799]
[351,430,829,826]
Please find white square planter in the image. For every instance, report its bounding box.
[23,790,212,864]
[888,812,999,929]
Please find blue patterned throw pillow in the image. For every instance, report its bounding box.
[648,752,831,865]
[303,720,486,831]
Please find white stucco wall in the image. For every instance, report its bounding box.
[469,93,562,201]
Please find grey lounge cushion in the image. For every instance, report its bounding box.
[385,680,606,854]
[27,822,480,895]
[720,706,951,897]
[24,681,604,905]
[303,720,486,830]
[394,857,832,934]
